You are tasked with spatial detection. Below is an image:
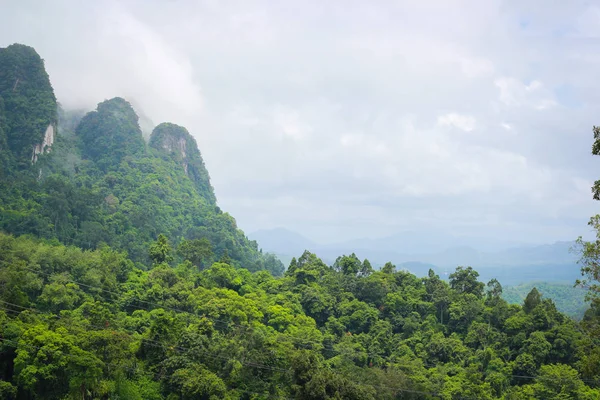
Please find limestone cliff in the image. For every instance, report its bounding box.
[149,122,216,204]
[0,43,57,168]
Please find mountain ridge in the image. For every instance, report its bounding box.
[249,227,579,284]
[0,42,283,275]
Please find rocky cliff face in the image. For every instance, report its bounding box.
[31,123,55,163]
[149,122,216,204]
[0,43,57,169]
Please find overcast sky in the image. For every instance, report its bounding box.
[2,0,600,245]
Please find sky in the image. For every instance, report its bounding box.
[2,0,600,245]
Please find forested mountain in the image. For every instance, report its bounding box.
[0,43,282,276]
[1,42,600,399]
[0,44,57,173]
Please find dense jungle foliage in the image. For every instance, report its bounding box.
[1,235,600,399]
[2,43,600,399]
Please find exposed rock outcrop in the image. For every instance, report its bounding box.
[0,43,57,169]
[31,123,55,163]
[149,122,216,204]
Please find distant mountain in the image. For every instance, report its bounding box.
[253,228,581,284]
[325,230,538,255]
[412,241,577,268]
[397,261,439,277]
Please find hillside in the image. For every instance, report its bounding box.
[0,44,282,275]
[503,282,589,319]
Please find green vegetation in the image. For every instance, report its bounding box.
[0,98,281,273]
[0,43,282,275]
[0,43,57,172]
[149,122,216,204]
[1,42,600,399]
[1,234,600,399]
[76,97,146,171]
[503,282,589,319]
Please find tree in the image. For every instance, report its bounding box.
[177,238,213,269]
[359,259,374,277]
[449,266,485,298]
[14,326,103,399]
[487,278,503,300]
[524,287,542,314]
[149,233,173,264]
[425,269,451,324]
[532,364,598,399]
[381,262,396,275]
[575,125,600,311]
[169,364,226,399]
[218,248,232,265]
[576,215,600,306]
[333,253,362,275]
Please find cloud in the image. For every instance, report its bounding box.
[1,0,598,245]
[437,113,477,132]
[494,78,556,109]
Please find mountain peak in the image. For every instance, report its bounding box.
[75,97,145,170]
[0,43,57,170]
[149,122,215,204]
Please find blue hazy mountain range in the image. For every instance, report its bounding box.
[248,228,580,286]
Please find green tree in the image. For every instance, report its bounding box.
[524,287,542,314]
[333,253,362,275]
[487,278,503,300]
[381,262,396,274]
[149,233,173,265]
[449,266,485,298]
[178,238,213,269]
[532,363,598,399]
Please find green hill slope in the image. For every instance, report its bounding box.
[0,43,282,275]
[503,281,589,319]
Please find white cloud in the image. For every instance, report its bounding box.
[494,77,556,109]
[459,57,495,78]
[272,106,312,141]
[437,113,477,132]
